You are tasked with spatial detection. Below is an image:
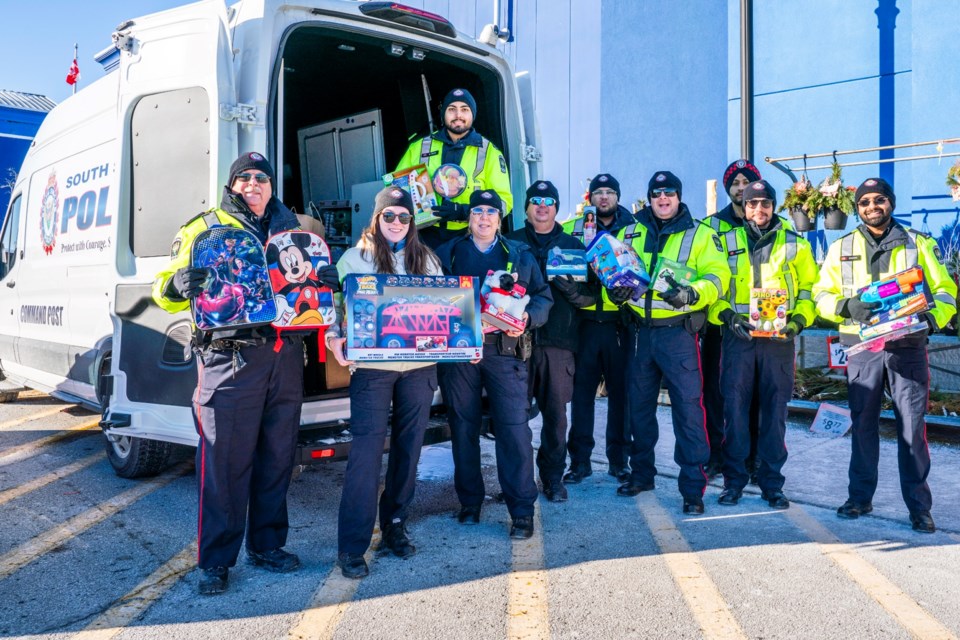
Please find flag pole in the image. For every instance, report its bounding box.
[73,43,78,94]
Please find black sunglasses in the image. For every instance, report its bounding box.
[235,173,271,184]
[381,212,412,224]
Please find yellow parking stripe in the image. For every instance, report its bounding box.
[787,506,958,640]
[0,462,190,580]
[0,405,68,430]
[69,543,197,640]
[0,419,100,466]
[507,502,548,640]
[287,532,381,640]
[635,493,748,640]
[0,452,103,506]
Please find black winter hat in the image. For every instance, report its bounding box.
[374,186,414,217]
[722,159,762,193]
[525,180,560,210]
[742,180,777,209]
[648,171,683,201]
[469,189,504,215]
[854,177,896,209]
[589,173,621,198]
[228,151,276,186]
[441,88,477,118]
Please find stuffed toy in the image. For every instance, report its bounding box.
[481,270,530,332]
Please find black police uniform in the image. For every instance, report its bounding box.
[434,235,553,518]
[506,221,597,491]
[566,204,637,476]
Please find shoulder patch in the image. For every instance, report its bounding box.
[933,246,944,262]
[498,154,507,174]
[711,234,723,252]
[170,238,182,259]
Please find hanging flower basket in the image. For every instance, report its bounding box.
[947,161,960,202]
[805,162,856,228]
[822,207,848,230]
[778,175,817,230]
[788,207,815,231]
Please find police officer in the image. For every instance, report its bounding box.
[813,178,957,533]
[507,180,598,502]
[710,180,818,509]
[562,173,637,484]
[614,171,730,514]
[701,160,764,478]
[435,189,553,539]
[153,152,328,595]
[396,88,512,248]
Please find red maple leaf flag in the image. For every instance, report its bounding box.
[66,58,80,85]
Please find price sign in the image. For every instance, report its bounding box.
[827,335,848,369]
[810,403,852,437]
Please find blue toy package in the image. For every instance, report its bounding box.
[584,231,650,300]
[545,246,588,281]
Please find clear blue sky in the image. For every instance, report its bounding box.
[0,1,183,104]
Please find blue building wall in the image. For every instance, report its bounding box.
[0,103,51,218]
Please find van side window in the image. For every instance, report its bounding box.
[130,87,212,257]
[0,195,22,280]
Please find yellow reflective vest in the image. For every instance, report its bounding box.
[813,223,957,340]
[617,207,730,322]
[707,221,819,328]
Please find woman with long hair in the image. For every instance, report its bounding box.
[325,187,442,579]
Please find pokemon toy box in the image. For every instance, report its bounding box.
[749,288,788,338]
[191,227,277,331]
[266,231,337,329]
[344,274,482,362]
[382,164,439,228]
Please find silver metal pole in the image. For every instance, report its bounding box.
[739,0,753,159]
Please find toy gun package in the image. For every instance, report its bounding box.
[844,266,933,356]
[584,231,650,302]
[382,164,439,228]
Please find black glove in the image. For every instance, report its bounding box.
[919,312,938,335]
[434,202,468,222]
[168,267,213,300]
[608,286,634,306]
[660,275,700,309]
[552,275,579,297]
[719,308,755,341]
[772,314,806,342]
[318,264,341,292]
[841,295,882,323]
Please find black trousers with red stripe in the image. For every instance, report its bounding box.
[192,336,303,569]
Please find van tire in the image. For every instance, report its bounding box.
[104,434,172,478]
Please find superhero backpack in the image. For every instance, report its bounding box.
[190,227,278,331]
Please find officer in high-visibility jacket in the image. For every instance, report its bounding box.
[709,180,818,510]
[701,159,763,478]
[614,171,730,514]
[560,173,637,485]
[395,88,512,249]
[814,178,957,534]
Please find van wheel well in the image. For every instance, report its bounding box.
[95,350,112,411]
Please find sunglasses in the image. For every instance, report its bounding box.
[857,195,889,208]
[470,207,501,217]
[651,188,678,198]
[235,173,271,184]
[381,211,412,224]
[529,196,556,207]
[745,198,773,209]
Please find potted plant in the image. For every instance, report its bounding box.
[807,161,856,230]
[777,175,816,231]
[947,161,960,202]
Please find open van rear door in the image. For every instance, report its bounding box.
[105,0,240,475]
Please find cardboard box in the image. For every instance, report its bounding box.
[382,164,439,228]
[344,274,482,362]
[749,287,788,337]
[651,257,697,293]
[585,232,650,299]
[545,247,588,281]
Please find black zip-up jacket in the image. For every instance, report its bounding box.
[434,234,554,331]
[507,222,598,351]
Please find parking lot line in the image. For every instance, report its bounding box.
[0,461,191,580]
[787,506,958,640]
[287,532,381,640]
[0,418,100,466]
[0,451,103,506]
[68,542,197,640]
[507,501,548,640]
[635,493,748,640]
[0,405,68,431]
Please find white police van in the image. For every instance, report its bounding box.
[0,0,540,477]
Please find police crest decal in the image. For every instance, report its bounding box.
[39,171,59,255]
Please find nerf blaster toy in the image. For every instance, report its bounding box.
[857,266,930,326]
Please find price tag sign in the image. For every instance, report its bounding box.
[810,403,852,437]
[827,335,848,369]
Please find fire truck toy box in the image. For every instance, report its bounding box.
[749,288,788,337]
[382,164,439,228]
[480,270,531,333]
[584,232,650,301]
[344,274,482,362]
[545,246,588,281]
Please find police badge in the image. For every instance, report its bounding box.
[39,171,59,255]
